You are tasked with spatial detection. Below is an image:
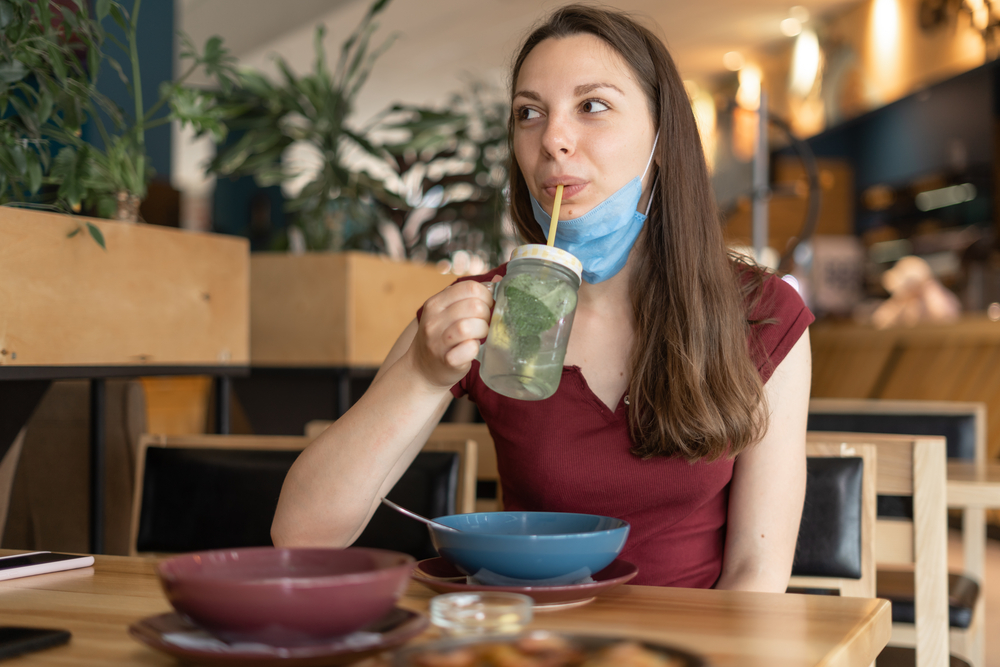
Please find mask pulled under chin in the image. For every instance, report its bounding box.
[530,178,647,284]
[529,133,658,284]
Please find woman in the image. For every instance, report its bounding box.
[272,4,813,592]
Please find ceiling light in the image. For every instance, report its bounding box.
[789,29,820,96]
[736,64,762,110]
[723,51,745,71]
[915,183,977,211]
[781,17,803,36]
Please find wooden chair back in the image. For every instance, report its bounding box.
[808,399,986,667]
[307,420,498,512]
[421,427,480,516]
[789,439,877,598]
[425,423,499,512]
[809,431,950,667]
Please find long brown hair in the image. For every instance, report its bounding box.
[507,5,767,460]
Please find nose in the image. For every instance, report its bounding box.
[540,112,575,158]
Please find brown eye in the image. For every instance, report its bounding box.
[515,106,540,121]
[581,99,609,113]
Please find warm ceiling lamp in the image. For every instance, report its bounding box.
[723,51,745,71]
[782,6,810,37]
[871,0,902,91]
[736,64,762,110]
[789,29,821,97]
[781,17,803,36]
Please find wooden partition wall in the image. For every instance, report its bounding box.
[0,209,250,367]
[811,315,1000,528]
[812,317,1000,457]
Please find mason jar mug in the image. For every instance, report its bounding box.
[477,245,583,401]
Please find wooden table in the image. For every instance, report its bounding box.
[946,461,1000,585]
[948,462,1000,508]
[0,552,891,667]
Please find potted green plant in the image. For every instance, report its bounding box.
[172,0,513,366]
[183,0,509,269]
[0,0,249,369]
[371,81,511,270]
[0,0,233,226]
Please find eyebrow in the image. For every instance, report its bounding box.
[512,82,625,101]
[574,82,624,96]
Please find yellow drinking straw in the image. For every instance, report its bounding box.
[547,184,564,247]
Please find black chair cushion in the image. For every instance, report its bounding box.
[876,569,980,629]
[876,646,971,667]
[137,448,299,553]
[791,457,863,579]
[136,447,458,560]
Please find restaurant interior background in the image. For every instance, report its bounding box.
[177,0,1000,501]
[2,0,1000,652]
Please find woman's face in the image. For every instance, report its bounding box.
[513,33,657,220]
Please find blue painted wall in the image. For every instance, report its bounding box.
[800,60,995,234]
[82,0,174,180]
[807,63,993,191]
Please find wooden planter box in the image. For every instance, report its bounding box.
[250,252,456,367]
[0,208,250,368]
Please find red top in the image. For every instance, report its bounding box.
[422,266,814,587]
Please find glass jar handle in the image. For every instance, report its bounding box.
[475,279,501,363]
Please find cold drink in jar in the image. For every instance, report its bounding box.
[478,245,582,400]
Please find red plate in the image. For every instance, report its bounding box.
[128,607,426,666]
[412,558,638,610]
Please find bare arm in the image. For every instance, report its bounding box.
[714,330,811,593]
[271,279,494,547]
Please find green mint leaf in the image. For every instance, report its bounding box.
[504,282,556,337]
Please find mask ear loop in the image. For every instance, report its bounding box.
[644,178,658,216]
[641,130,659,217]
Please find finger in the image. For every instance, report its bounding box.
[424,280,492,316]
[444,338,482,368]
[439,316,490,350]
[439,293,493,325]
[421,296,491,344]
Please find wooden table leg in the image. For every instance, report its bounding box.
[89,378,105,555]
[215,376,231,435]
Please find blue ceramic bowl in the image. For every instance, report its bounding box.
[427,512,629,586]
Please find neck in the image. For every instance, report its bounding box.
[578,246,635,310]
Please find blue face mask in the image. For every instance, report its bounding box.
[530,133,658,284]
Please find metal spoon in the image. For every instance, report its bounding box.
[380,498,461,532]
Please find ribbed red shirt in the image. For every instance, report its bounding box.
[423,266,813,587]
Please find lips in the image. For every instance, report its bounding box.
[541,178,588,201]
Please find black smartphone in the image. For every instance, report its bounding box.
[0,552,94,581]
[0,627,71,660]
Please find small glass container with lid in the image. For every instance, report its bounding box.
[429,592,534,637]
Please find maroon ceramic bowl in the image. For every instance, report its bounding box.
[156,547,415,646]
